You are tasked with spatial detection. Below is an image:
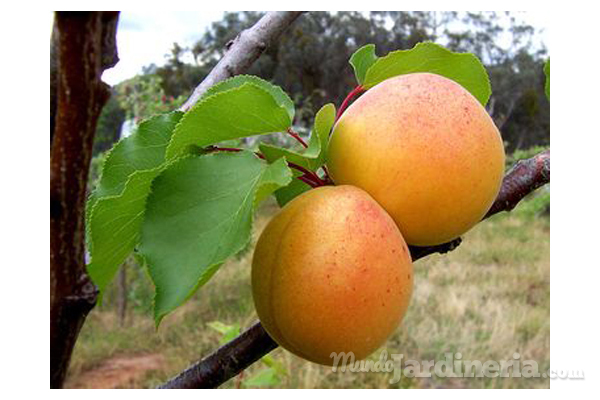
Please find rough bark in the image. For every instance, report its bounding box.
[180,11,304,111]
[159,150,551,389]
[50,23,58,142]
[50,11,119,388]
[485,150,550,217]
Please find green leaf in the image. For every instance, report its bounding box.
[309,103,336,167]
[86,112,183,292]
[87,167,167,293]
[544,59,550,100]
[259,103,336,171]
[255,157,293,206]
[166,83,292,160]
[260,354,288,376]
[207,321,241,344]
[259,104,335,207]
[202,75,295,122]
[363,42,491,105]
[274,170,312,207]
[258,104,335,207]
[139,152,292,324]
[259,144,312,169]
[242,368,281,388]
[88,112,183,206]
[349,44,378,85]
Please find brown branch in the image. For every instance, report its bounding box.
[50,11,119,388]
[180,11,304,112]
[50,23,58,142]
[159,322,277,389]
[158,149,551,388]
[484,150,550,217]
[287,127,308,148]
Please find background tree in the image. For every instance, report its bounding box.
[144,11,548,152]
[93,92,125,156]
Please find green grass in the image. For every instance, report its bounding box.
[67,197,550,389]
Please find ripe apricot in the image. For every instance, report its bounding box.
[252,185,413,365]
[327,73,505,246]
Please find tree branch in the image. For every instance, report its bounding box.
[50,11,119,388]
[484,150,550,217]
[159,322,277,389]
[159,150,551,388]
[180,11,304,112]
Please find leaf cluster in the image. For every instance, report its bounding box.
[86,41,550,325]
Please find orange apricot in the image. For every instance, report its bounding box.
[252,185,413,365]
[327,73,505,245]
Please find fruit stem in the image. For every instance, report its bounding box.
[297,175,320,188]
[320,165,334,185]
[335,85,365,122]
[286,127,308,148]
[287,162,328,187]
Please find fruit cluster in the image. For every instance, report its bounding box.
[252,73,505,365]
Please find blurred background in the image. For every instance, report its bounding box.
[70,11,550,388]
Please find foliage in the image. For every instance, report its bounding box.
[544,59,550,99]
[116,74,186,122]
[166,77,294,160]
[157,11,548,151]
[93,92,126,156]
[517,189,550,218]
[87,75,301,324]
[86,32,547,328]
[207,321,241,344]
[506,145,549,169]
[140,154,291,323]
[150,42,211,99]
[86,112,183,293]
[356,42,491,105]
[87,152,108,193]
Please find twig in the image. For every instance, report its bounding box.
[321,165,334,185]
[50,11,120,388]
[484,150,550,218]
[158,150,551,389]
[180,12,304,112]
[287,162,327,187]
[335,85,365,122]
[287,127,308,148]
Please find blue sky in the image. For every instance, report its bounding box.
[95,11,549,86]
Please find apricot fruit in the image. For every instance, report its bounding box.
[252,185,413,365]
[327,73,505,246]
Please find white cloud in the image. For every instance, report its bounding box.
[102,11,225,85]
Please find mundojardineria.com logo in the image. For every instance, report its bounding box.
[330,351,583,384]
